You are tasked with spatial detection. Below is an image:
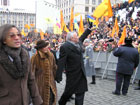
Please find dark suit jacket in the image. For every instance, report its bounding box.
[113,44,139,75]
[56,29,91,94]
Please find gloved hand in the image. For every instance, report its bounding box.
[87,18,93,29]
[55,76,62,83]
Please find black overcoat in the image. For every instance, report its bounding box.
[56,29,91,94]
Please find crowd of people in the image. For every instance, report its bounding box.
[1,2,140,105]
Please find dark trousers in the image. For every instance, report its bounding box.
[49,88,54,105]
[115,72,131,94]
[59,92,85,105]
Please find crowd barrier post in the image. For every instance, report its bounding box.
[94,51,101,66]
[132,67,138,85]
[101,52,113,79]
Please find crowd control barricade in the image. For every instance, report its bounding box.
[93,51,140,82]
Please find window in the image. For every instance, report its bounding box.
[85,0,89,4]
[98,0,102,4]
[85,7,89,12]
[92,0,96,5]
[92,7,95,12]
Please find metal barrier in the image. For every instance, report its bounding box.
[93,51,139,82]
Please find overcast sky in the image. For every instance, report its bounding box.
[10,0,55,12]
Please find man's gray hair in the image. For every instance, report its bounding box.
[66,31,77,41]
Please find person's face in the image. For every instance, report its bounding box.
[40,45,49,53]
[71,33,79,43]
[4,27,22,48]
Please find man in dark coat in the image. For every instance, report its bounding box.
[55,23,92,105]
[112,37,139,96]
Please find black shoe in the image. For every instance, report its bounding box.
[112,91,120,95]
[122,93,127,96]
[134,87,140,90]
[90,81,96,84]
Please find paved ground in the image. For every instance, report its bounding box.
[56,74,140,105]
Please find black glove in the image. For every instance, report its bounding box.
[87,18,93,29]
[55,75,62,83]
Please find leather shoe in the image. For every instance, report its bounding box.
[90,81,96,84]
[122,93,127,96]
[112,91,120,95]
[134,87,140,90]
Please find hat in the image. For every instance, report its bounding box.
[125,37,132,44]
[35,40,49,50]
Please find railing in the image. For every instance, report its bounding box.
[93,51,139,83]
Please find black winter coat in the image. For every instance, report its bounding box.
[56,29,91,94]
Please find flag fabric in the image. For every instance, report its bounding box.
[87,15,95,22]
[74,19,79,31]
[60,10,65,31]
[107,0,113,17]
[30,24,35,27]
[111,18,119,38]
[45,18,53,24]
[118,26,126,46]
[78,15,84,36]
[40,30,44,40]
[53,24,62,34]
[34,29,38,33]
[93,0,108,18]
[93,0,113,18]
[21,29,26,36]
[64,24,69,33]
[24,24,30,30]
[101,16,104,22]
[74,13,80,17]
[56,23,61,28]
[128,0,135,4]
[93,18,99,27]
[70,7,74,31]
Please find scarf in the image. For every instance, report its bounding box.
[0,45,28,79]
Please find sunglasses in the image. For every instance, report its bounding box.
[8,33,22,39]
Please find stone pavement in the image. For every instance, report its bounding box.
[56,74,140,105]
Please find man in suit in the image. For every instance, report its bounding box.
[112,37,139,96]
[55,22,92,105]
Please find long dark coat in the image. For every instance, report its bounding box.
[56,29,91,95]
[0,48,42,105]
[113,44,139,75]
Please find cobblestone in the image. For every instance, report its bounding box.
[56,74,140,105]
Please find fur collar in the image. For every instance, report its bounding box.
[0,48,28,79]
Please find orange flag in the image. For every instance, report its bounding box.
[128,0,135,4]
[70,7,74,31]
[30,24,35,27]
[40,30,44,40]
[118,26,126,46]
[24,24,30,30]
[78,15,84,36]
[60,10,65,31]
[111,18,119,38]
[107,0,113,17]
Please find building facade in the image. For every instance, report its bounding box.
[0,8,36,32]
[55,0,122,23]
[1,0,9,6]
[0,0,36,32]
